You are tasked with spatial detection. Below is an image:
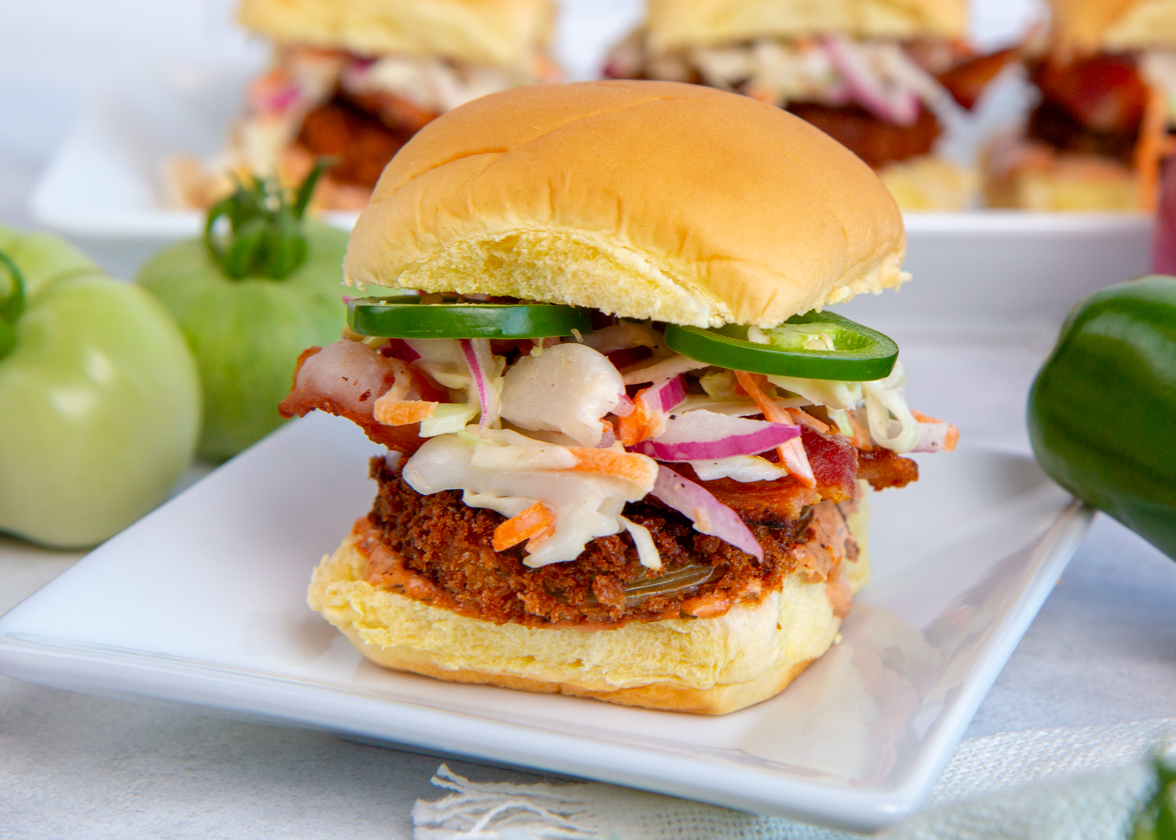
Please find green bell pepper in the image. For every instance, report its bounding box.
[136,165,349,461]
[0,228,201,549]
[1028,275,1176,560]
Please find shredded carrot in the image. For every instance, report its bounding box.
[786,407,830,434]
[911,410,959,453]
[734,371,788,422]
[617,385,664,446]
[735,371,816,488]
[617,408,647,447]
[492,502,555,552]
[567,448,658,487]
[1135,85,1168,212]
[373,397,437,426]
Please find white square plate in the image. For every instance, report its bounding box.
[0,411,1091,833]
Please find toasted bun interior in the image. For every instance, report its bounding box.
[645,0,967,51]
[344,80,907,329]
[237,0,556,67]
[308,487,871,715]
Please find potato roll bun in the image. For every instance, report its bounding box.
[344,80,908,329]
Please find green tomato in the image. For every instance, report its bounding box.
[0,228,202,549]
[137,222,349,461]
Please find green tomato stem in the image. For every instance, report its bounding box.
[203,160,331,283]
[0,248,26,361]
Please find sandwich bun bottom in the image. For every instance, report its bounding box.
[308,487,871,715]
[983,150,1139,211]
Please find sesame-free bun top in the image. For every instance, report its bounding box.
[344,81,906,329]
[1048,0,1176,50]
[645,0,967,52]
[236,0,555,68]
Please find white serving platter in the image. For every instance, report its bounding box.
[0,411,1091,833]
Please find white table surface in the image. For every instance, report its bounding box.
[2,1,1175,836]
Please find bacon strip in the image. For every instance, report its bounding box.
[278,340,428,455]
[677,427,859,522]
[858,446,919,490]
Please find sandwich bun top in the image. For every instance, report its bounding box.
[236,0,556,68]
[644,0,967,53]
[1047,0,1176,51]
[344,80,907,329]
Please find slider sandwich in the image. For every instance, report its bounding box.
[603,0,1016,210]
[166,0,559,211]
[280,81,958,714]
[985,0,1176,211]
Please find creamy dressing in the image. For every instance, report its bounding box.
[402,432,658,568]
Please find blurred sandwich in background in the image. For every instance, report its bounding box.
[985,0,1176,211]
[166,0,560,211]
[603,0,1017,210]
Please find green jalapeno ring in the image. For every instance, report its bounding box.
[347,296,594,339]
[664,311,899,381]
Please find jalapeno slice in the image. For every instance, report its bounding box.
[664,311,898,381]
[348,296,593,339]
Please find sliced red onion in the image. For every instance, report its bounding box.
[630,410,799,462]
[460,338,500,430]
[613,392,635,417]
[624,375,687,441]
[653,466,763,560]
[823,35,919,126]
[647,375,687,413]
[267,84,301,113]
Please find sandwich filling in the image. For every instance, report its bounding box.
[281,313,956,629]
[604,33,1004,169]
[167,46,559,210]
[986,45,1176,210]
